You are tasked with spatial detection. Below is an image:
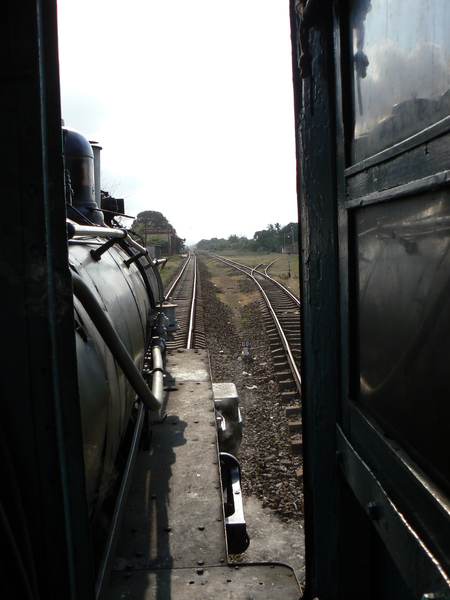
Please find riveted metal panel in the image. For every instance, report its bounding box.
[108,351,227,589]
[108,564,301,599]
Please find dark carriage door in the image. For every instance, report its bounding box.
[339,0,450,596]
[294,0,450,597]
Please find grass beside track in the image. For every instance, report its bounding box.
[210,250,300,299]
[159,254,186,286]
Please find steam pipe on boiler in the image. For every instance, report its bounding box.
[150,343,165,403]
[71,271,163,412]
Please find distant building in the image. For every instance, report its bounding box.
[143,227,185,256]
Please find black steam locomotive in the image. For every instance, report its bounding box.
[2,115,173,600]
[63,124,169,527]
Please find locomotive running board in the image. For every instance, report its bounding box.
[106,350,300,599]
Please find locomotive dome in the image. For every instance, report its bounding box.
[63,125,94,158]
[63,125,104,225]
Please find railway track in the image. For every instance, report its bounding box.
[208,255,302,440]
[211,255,300,387]
[162,251,303,459]
[164,251,206,350]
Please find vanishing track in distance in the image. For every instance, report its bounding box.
[164,252,205,350]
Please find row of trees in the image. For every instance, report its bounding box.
[126,212,298,255]
[197,222,298,253]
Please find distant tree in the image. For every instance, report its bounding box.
[174,236,186,253]
[196,223,297,254]
[196,237,228,251]
[253,224,281,251]
[130,210,171,241]
[131,210,171,231]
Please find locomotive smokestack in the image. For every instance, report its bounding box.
[90,142,102,209]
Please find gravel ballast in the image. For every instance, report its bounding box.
[197,255,305,582]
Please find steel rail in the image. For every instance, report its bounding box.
[186,253,197,349]
[210,253,300,307]
[214,255,300,306]
[263,263,300,306]
[210,254,301,391]
[164,251,201,349]
[165,253,191,298]
[251,271,302,391]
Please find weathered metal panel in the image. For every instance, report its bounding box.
[108,564,301,599]
[108,350,227,589]
[337,426,449,599]
[108,350,301,598]
[0,1,94,598]
[292,3,342,597]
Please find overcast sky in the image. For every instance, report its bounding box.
[57,1,298,246]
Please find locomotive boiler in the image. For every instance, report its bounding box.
[63,125,173,532]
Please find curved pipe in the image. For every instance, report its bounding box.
[67,220,127,240]
[124,233,165,305]
[71,271,162,411]
[151,345,164,402]
[124,233,151,260]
